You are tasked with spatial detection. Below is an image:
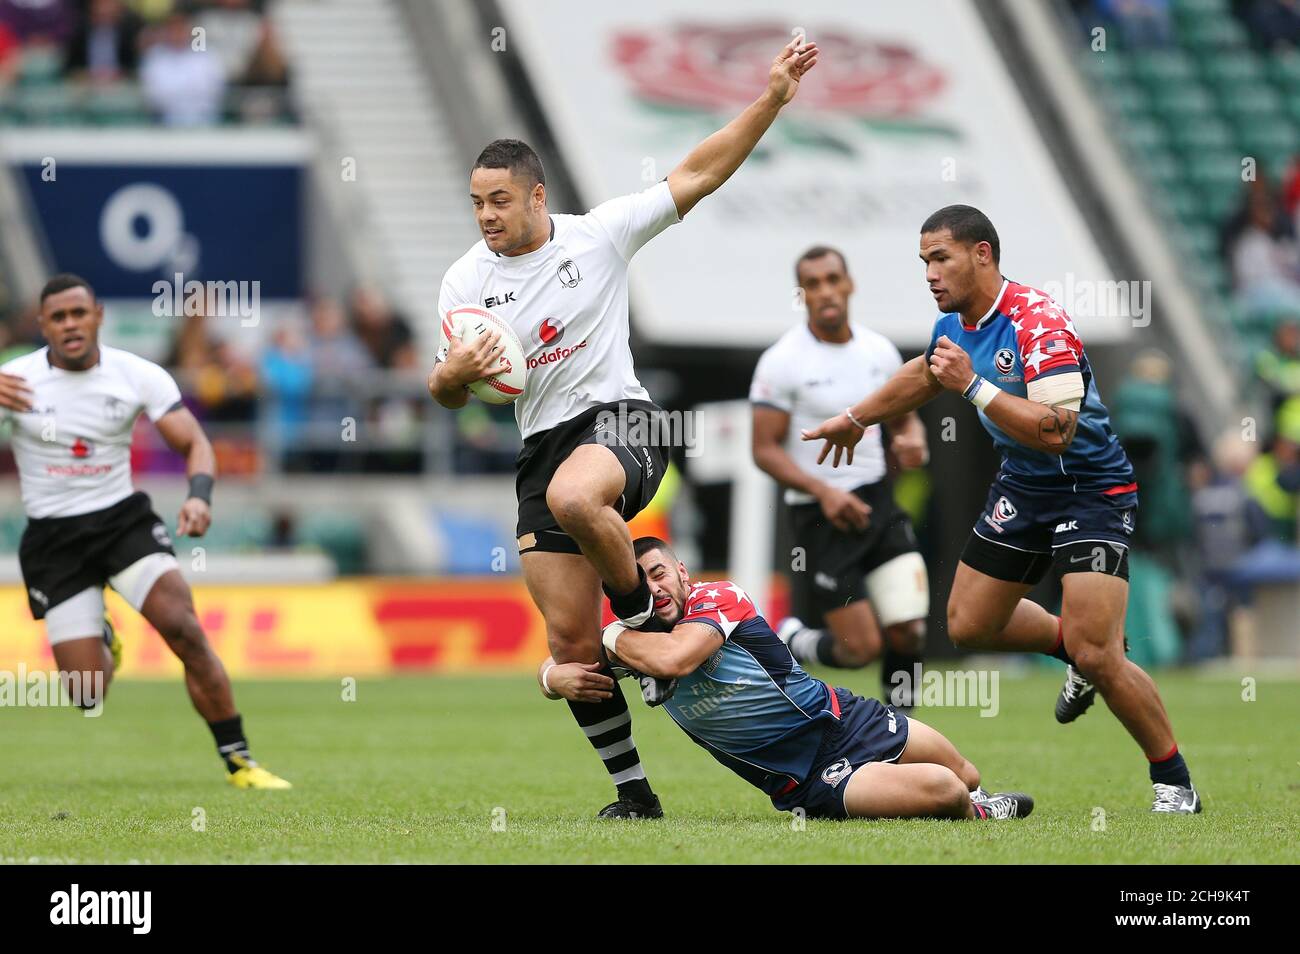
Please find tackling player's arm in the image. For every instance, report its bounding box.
[602,622,722,680]
[926,335,1082,455]
[800,355,943,468]
[536,657,615,702]
[751,405,870,531]
[666,37,818,218]
[155,407,216,537]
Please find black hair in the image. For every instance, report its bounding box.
[633,536,677,564]
[40,273,95,303]
[794,245,850,284]
[473,138,546,188]
[920,205,1001,264]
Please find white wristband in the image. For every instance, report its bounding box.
[968,378,1001,411]
[601,622,623,658]
[844,406,867,430]
[540,662,558,698]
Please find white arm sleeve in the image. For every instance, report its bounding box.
[1027,370,1085,411]
[589,181,681,261]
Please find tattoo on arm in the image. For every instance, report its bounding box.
[1037,406,1078,449]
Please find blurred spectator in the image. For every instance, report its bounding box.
[292,298,373,472]
[1243,396,1300,542]
[1254,318,1300,410]
[260,317,313,463]
[139,9,224,125]
[194,0,259,82]
[1238,0,1300,48]
[64,0,143,82]
[349,286,415,370]
[1226,183,1300,311]
[1187,432,1265,660]
[241,15,286,86]
[166,314,258,423]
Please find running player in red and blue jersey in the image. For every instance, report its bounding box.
[539,536,1034,821]
[804,206,1200,814]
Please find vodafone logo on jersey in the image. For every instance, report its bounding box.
[529,317,587,370]
[70,437,94,459]
[535,317,565,347]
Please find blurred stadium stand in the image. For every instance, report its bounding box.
[1,0,1297,668]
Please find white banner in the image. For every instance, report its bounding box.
[500,0,1136,348]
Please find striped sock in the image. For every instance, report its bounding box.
[566,678,652,802]
[209,714,254,772]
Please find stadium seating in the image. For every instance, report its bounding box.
[1076,0,1300,370]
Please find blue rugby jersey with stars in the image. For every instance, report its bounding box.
[925,279,1134,493]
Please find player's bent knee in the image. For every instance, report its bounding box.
[1071,642,1122,685]
[543,486,598,538]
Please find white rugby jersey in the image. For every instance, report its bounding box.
[750,322,904,505]
[0,346,182,518]
[437,180,680,438]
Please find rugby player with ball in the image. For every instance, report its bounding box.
[429,37,819,819]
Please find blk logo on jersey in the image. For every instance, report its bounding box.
[536,317,565,346]
[556,258,581,288]
[821,758,854,788]
[983,495,1018,534]
[70,437,94,459]
[994,348,1016,374]
[483,291,516,309]
[152,522,172,548]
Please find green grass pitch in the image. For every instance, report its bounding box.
[1,668,1295,863]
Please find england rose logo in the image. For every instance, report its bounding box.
[612,23,946,119]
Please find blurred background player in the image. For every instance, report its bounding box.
[750,245,930,708]
[428,38,820,819]
[0,274,289,790]
[540,536,1033,822]
[804,206,1200,814]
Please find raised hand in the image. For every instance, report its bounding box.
[768,36,819,105]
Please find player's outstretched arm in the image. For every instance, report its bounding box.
[155,407,216,537]
[927,335,1080,455]
[666,36,818,218]
[801,355,943,468]
[603,622,722,680]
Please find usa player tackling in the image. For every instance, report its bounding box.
[540,537,1033,822]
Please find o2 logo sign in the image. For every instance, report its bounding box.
[98,183,199,274]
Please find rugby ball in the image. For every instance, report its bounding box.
[443,305,526,405]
